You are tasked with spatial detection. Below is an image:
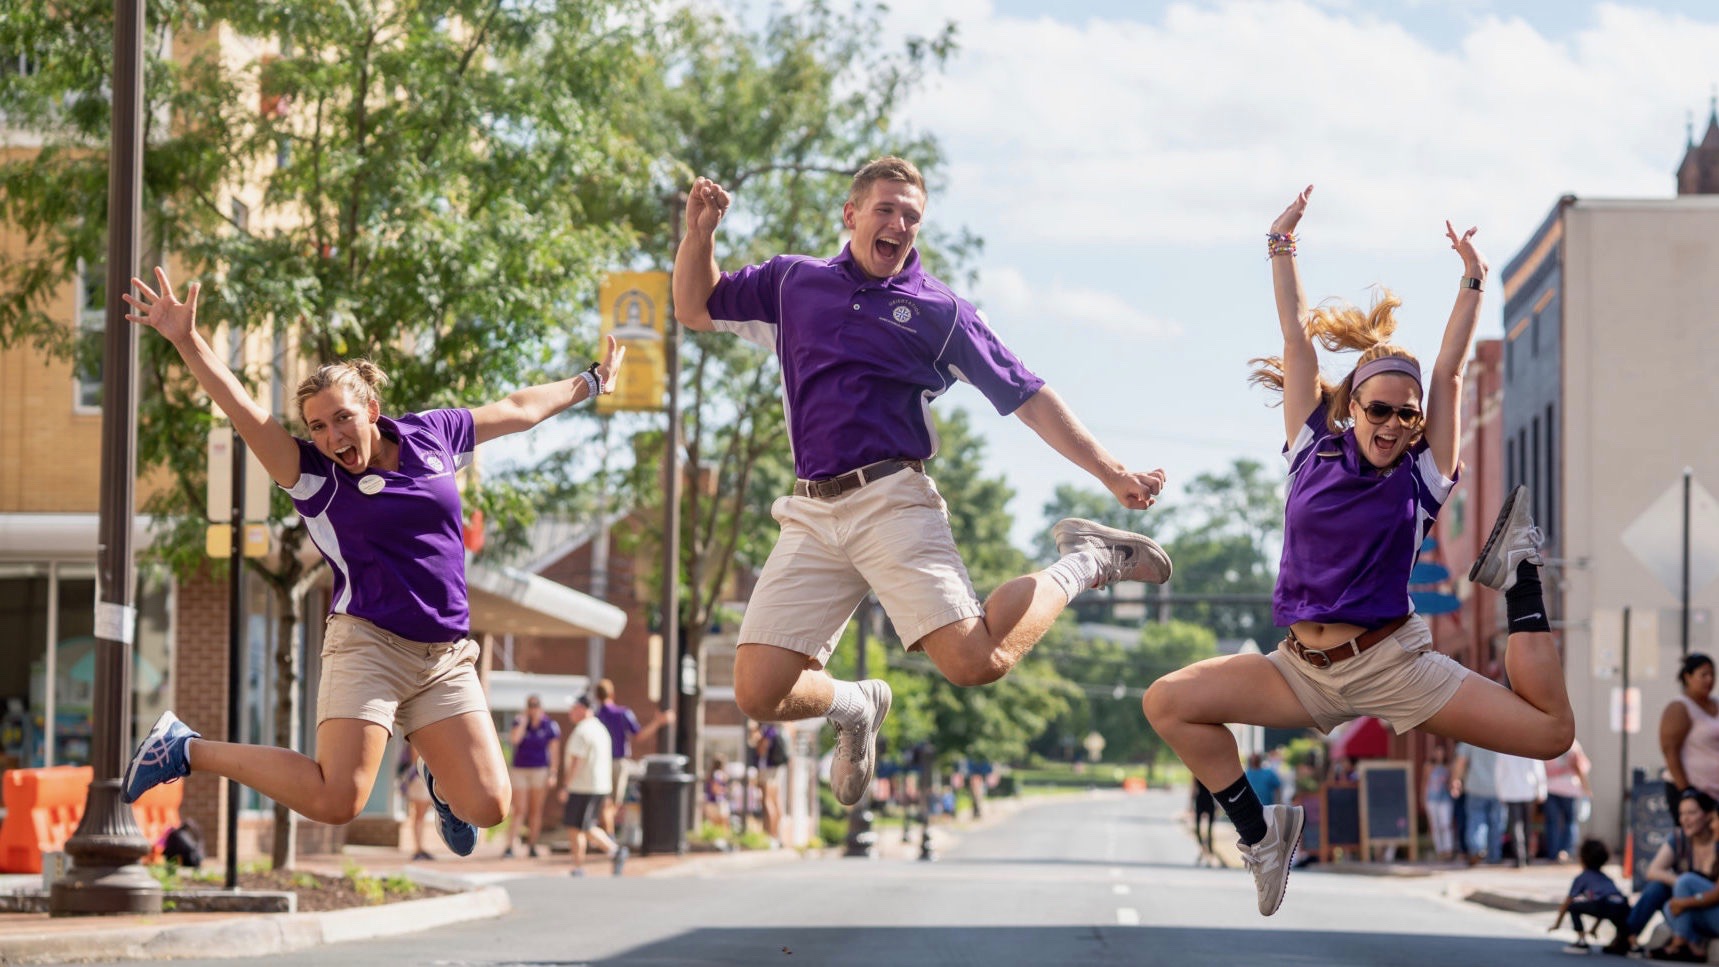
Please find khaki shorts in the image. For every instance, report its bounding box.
[511,766,551,793]
[1265,614,1468,734]
[316,614,489,737]
[610,758,637,805]
[738,468,985,666]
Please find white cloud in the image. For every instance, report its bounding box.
[975,266,1182,341]
[882,1,1719,253]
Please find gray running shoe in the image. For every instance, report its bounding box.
[830,679,891,807]
[1468,485,1545,591]
[1238,803,1304,917]
[1051,518,1173,586]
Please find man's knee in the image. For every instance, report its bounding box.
[1142,677,1180,726]
[734,674,788,720]
[942,655,1007,688]
[303,791,366,826]
[465,794,508,829]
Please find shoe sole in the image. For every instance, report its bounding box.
[1468,485,1527,588]
[122,710,181,804]
[1051,518,1173,584]
[1262,807,1305,917]
[836,684,893,807]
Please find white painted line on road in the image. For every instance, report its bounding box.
[1112,884,1131,896]
[1116,907,1140,926]
[1109,867,1123,878]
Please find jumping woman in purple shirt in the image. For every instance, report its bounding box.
[674,157,1173,807]
[116,267,625,858]
[1144,186,1574,917]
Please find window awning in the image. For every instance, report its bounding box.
[466,562,627,639]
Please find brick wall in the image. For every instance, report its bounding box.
[175,566,230,862]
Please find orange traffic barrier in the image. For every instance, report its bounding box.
[0,766,184,872]
[1122,776,1148,793]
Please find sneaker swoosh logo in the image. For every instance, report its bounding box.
[1225,791,1245,803]
[1521,613,1543,621]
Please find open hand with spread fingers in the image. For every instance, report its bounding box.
[121,266,200,345]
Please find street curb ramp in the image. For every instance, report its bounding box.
[0,884,510,964]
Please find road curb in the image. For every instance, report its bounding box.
[0,884,511,965]
[1447,882,1562,914]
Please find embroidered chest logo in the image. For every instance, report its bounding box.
[880,299,920,332]
[426,454,446,474]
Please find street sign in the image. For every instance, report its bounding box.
[205,425,272,523]
[1591,608,1660,681]
[1621,474,1719,599]
[596,271,668,414]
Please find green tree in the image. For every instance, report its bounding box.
[0,0,663,867]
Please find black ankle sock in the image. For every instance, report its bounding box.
[1215,775,1267,845]
[1506,560,1550,634]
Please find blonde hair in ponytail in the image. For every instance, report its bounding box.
[1248,288,1421,434]
[294,359,390,423]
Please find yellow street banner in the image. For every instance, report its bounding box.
[596,271,668,414]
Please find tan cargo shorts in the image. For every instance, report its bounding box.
[1265,614,1469,734]
[316,613,488,737]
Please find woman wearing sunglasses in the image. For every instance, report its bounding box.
[1143,186,1574,917]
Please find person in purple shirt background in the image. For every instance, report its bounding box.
[503,694,561,858]
[592,678,671,835]
[673,157,1174,810]
[117,266,626,860]
[1143,186,1573,918]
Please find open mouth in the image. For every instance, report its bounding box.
[1371,433,1400,459]
[334,444,362,471]
[874,237,902,264]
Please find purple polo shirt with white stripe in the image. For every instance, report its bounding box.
[1274,401,1457,628]
[284,409,475,643]
[705,245,1044,480]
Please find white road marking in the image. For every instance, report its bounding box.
[1116,907,1140,926]
[1113,884,1131,896]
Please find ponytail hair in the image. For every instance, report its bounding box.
[294,359,389,423]
[1248,288,1422,434]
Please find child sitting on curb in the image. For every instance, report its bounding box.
[1548,839,1630,956]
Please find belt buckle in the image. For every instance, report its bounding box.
[809,478,843,499]
[1302,645,1332,670]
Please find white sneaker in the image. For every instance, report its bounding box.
[1468,485,1545,591]
[1050,518,1173,587]
[1238,804,1303,917]
[830,679,891,807]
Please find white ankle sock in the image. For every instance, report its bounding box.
[1043,549,1102,603]
[826,679,870,729]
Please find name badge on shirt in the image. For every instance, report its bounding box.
[358,475,385,495]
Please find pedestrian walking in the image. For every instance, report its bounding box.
[397,745,434,861]
[560,695,622,876]
[593,679,671,836]
[1496,751,1547,868]
[117,266,625,858]
[1422,743,1456,862]
[1143,186,1574,917]
[503,695,561,858]
[1453,742,1503,866]
[1192,779,1218,867]
[673,158,1172,808]
[1543,738,1592,862]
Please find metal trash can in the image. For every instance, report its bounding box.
[638,753,696,856]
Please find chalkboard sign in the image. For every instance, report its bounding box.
[1630,772,1675,891]
[1360,760,1417,860]
[1324,782,1360,861]
[1296,791,1323,859]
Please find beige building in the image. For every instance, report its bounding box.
[1500,115,1719,849]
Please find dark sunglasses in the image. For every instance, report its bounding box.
[1356,400,1423,427]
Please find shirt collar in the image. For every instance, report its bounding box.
[833,243,926,295]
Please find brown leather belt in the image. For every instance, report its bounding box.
[1285,615,1412,669]
[793,458,923,500]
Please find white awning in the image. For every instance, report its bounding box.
[486,670,591,714]
[0,513,156,561]
[466,562,627,639]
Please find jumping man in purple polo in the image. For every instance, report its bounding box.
[1143,186,1574,917]
[116,266,626,859]
[673,157,1174,808]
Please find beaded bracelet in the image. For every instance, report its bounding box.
[1266,232,1297,258]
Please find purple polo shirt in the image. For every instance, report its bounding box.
[284,409,475,643]
[1274,401,1456,628]
[596,703,641,760]
[511,716,561,769]
[705,245,1044,480]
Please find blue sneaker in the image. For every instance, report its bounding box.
[419,760,477,857]
[122,711,199,804]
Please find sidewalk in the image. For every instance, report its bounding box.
[0,826,814,965]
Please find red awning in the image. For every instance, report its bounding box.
[1333,715,1390,760]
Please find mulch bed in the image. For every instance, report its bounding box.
[224,869,449,912]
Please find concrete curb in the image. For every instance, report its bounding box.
[1447,882,1562,914]
[0,884,510,965]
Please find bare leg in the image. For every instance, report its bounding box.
[1142,654,1318,791]
[917,573,1071,687]
[505,780,526,851]
[525,785,548,849]
[408,711,512,828]
[187,718,389,825]
[587,825,617,854]
[1418,632,1574,759]
[571,829,587,871]
[733,644,834,721]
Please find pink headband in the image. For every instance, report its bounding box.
[1352,356,1422,393]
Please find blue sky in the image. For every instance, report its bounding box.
[841,0,1719,548]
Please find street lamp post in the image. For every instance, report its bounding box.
[49,0,161,916]
[843,597,878,858]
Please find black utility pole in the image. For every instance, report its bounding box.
[50,0,160,916]
[1619,607,1632,860]
[844,597,878,858]
[659,195,685,755]
[225,439,245,889]
[1683,467,1693,657]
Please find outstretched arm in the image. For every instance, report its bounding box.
[1424,221,1487,479]
[1270,186,1321,445]
[122,267,301,487]
[470,336,625,444]
[672,177,732,333]
[1013,386,1165,510]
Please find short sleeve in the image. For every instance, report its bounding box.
[708,256,797,349]
[410,408,477,469]
[940,299,1044,415]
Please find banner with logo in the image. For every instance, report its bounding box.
[596,271,669,414]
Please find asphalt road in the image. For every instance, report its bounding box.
[96,790,1586,966]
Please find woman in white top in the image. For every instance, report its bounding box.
[1662,653,1719,805]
